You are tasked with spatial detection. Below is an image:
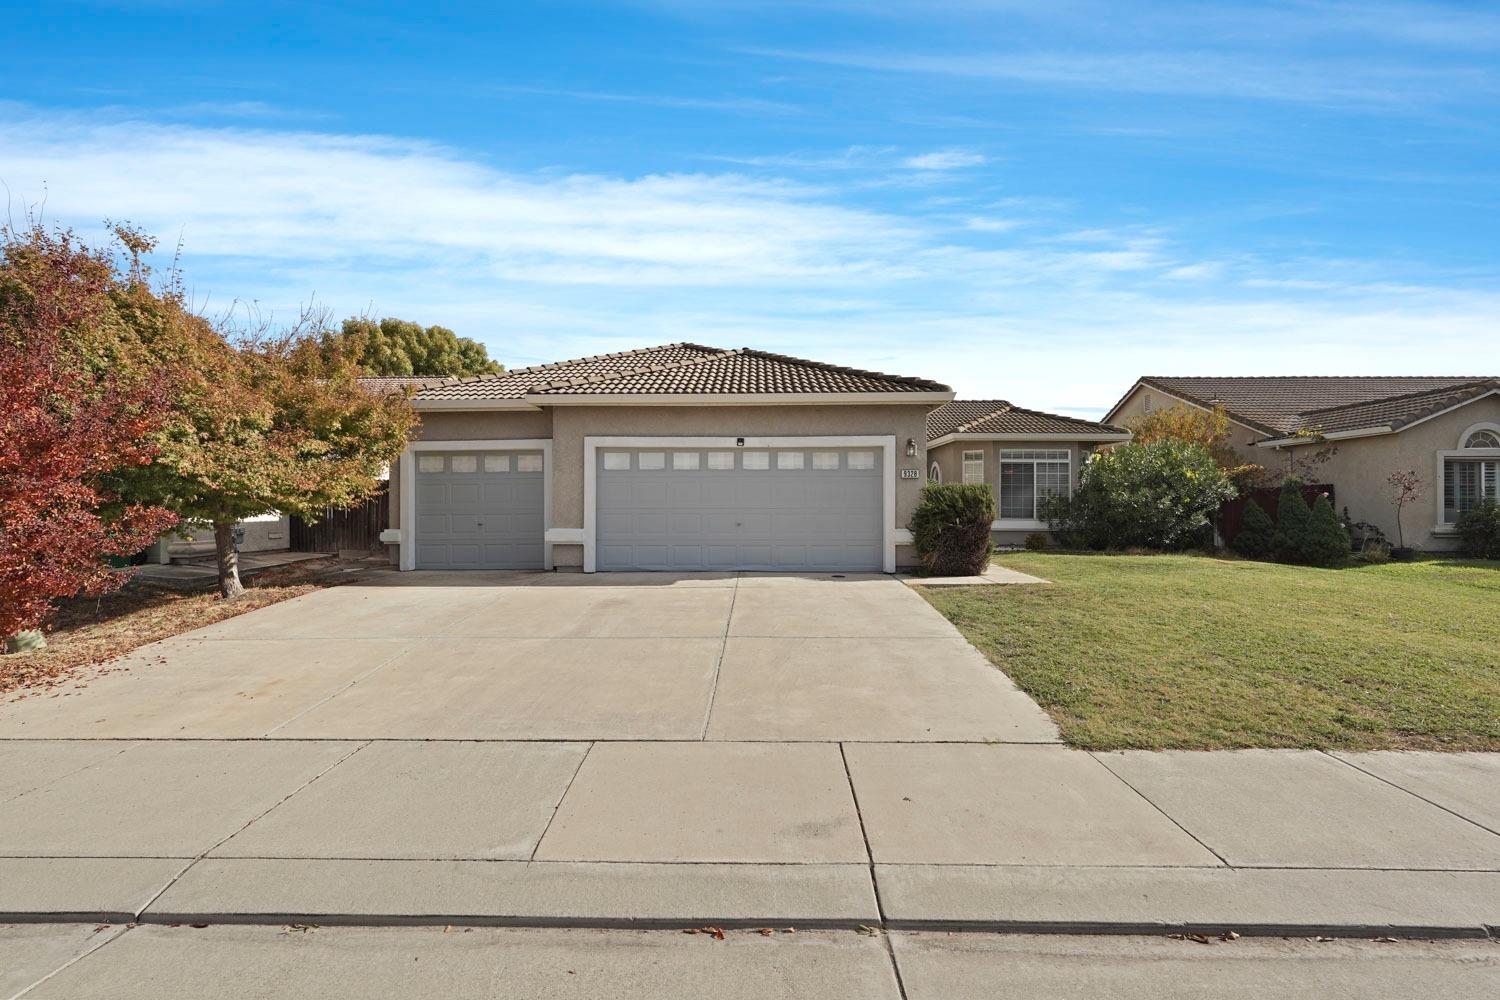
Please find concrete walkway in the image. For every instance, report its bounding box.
[1,573,1497,939]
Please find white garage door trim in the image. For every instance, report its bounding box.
[398,438,553,571]
[584,435,897,573]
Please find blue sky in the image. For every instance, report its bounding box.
[2,1,1496,416]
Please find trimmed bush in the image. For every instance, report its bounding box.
[1272,481,1314,562]
[1231,498,1275,558]
[1023,532,1049,551]
[1456,498,1500,559]
[1303,493,1353,566]
[1038,440,1236,551]
[911,482,996,576]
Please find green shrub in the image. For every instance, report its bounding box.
[1038,440,1236,551]
[1455,498,1500,559]
[911,482,996,576]
[1023,532,1049,551]
[1272,481,1314,562]
[1303,493,1353,566]
[1231,498,1275,558]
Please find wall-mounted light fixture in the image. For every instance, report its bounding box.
[905,437,917,457]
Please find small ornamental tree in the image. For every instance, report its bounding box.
[1272,481,1315,563]
[1126,403,1264,487]
[1303,493,1353,566]
[911,483,995,576]
[0,224,179,642]
[325,317,502,377]
[119,310,419,598]
[1385,470,1424,552]
[1231,498,1275,558]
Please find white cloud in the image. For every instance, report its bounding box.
[1164,261,1226,281]
[2,106,1494,414]
[902,148,987,170]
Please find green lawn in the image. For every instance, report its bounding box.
[920,552,1500,751]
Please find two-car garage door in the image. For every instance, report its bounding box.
[596,447,882,572]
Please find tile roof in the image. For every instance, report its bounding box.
[1132,376,1489,435]
[404,343,725,401]
[527,347,949,396]
[927,400,1128,440]
[1290,379,1500,436]
[390,343,950,401]
[357,375,453,394]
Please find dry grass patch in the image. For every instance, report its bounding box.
[2,561,340,700]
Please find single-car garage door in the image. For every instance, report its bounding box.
[414,451,544,569]
[596,447,882,571]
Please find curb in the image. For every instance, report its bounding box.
[1,910,1492,940]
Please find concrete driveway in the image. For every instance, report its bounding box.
[0,571,1055,742]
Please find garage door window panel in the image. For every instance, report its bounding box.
[743,452,770,470]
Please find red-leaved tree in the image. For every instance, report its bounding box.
[0,225,179,641]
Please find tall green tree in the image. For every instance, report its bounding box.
[326,317,502,377]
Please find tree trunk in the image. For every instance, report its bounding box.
[213,520,245,599]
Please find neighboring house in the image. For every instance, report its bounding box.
[368,344,953,573]
[145,514,291,564]
[1107,376,1500,551]
[925,400,1130,546]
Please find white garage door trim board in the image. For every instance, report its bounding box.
[584,436,898,573]
[397,439,554,571]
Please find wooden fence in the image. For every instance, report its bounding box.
[289,486,389,554]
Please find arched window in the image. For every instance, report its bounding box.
[929,461,942,483]
[1465,429,1500,449]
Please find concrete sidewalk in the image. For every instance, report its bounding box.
[0,740,1496,936]
[4,925,1497,1000]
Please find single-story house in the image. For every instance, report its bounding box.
[925,401,1130,546]
[1107,376,1500,550]
[377,344,953,573]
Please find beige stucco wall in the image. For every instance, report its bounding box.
[1110,384,1265,466]
[391,402,935,570]
[1268,397,1500,552]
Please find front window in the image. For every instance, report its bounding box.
[999,450,1071,520]
[1444,457,1499,523]
[962,450,984,485]
[1442,425,1500,524]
